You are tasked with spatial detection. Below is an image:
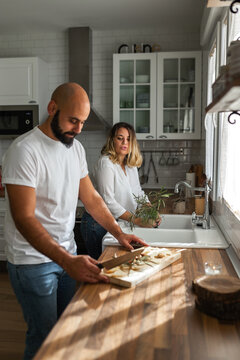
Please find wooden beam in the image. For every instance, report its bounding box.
[207,0,232,7]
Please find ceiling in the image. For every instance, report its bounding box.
[0,0,205,34]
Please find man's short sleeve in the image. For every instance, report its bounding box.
[2,143,37,188]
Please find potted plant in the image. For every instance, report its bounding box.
[129,187,173,230]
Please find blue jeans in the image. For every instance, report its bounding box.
[81,211,107,260]
[7,261,76,360]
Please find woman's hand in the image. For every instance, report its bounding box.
[133,214,162,228]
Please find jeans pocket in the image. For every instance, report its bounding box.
[17,263,58,297]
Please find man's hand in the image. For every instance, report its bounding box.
[116,233,148,251]
[65,254,109,283]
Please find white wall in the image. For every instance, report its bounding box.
[0,27,204,188]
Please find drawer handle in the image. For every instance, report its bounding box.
[159,135,167,139]
[145,135,154,139]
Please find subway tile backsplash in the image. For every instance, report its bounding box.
[138,139,205,189]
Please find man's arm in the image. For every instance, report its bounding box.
[79,176,148,249]
[6,184,108,283]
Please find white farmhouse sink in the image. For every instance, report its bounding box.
[102,215,229,250]
[159,214,193,230]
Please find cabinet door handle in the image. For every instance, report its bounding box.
[145,135,154,139]
[29,100,37,104]
[159,135,167,139]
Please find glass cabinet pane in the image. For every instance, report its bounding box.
[120,85,134,108]
[136,60,150,83]
[164,59,178,82]
[120,110,134,126]
[180,109,195,133]
[180,84,195,108]
[136,85,150,108]
[136,110,150,133]
[164,84,178,108]
[120,60,134,83]
[180,58,195,82]
[163,110,178,133]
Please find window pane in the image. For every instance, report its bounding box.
[220,115,240,219]
[218,7,240,218]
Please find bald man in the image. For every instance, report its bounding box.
[2,82,146,360]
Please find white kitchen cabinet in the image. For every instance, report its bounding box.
[113,53,157,140]
[157,51,202,140]
[113,52,202,140]
[0,201,6,261]
[0,57,48,123]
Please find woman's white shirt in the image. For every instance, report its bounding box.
[92,156,146,219]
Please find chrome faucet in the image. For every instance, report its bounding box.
[174,180,211,229]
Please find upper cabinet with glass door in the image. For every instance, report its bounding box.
[113,51,201,140]
[113,53,156,140]
[157,51,202,139]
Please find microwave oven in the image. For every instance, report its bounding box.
[0,105,39,139]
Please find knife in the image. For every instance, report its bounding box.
[97,247,145,269]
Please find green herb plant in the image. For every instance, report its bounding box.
[129,188,173,230]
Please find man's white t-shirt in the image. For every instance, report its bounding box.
[92,156,146,219]
[2,127,88,264]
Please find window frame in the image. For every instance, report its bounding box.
[206,8,240,259]
[206,21,221,201]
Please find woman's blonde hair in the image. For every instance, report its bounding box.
[101,122,142,167]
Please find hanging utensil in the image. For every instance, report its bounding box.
[139,153,148,184]
[151,152,159,183]
[138,152,145,174]
[166,152,173,166]
[173,152,180,165]
[145,153,151,183]
[159,151,166,166]
[146,152,158,183]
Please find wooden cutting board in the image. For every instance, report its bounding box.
[192,275,240,321]
[103,248,181,288]
[192,274,240,300]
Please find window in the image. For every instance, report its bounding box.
[219,116,240,219]
[216,10,240,220]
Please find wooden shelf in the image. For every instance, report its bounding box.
[206,78,240,113]
[207,0,231,8]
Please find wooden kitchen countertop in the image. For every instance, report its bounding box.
[34,247,240,360]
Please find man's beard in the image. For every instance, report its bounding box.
[51,110,76,148]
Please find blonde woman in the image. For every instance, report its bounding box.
[81,122,160,259]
